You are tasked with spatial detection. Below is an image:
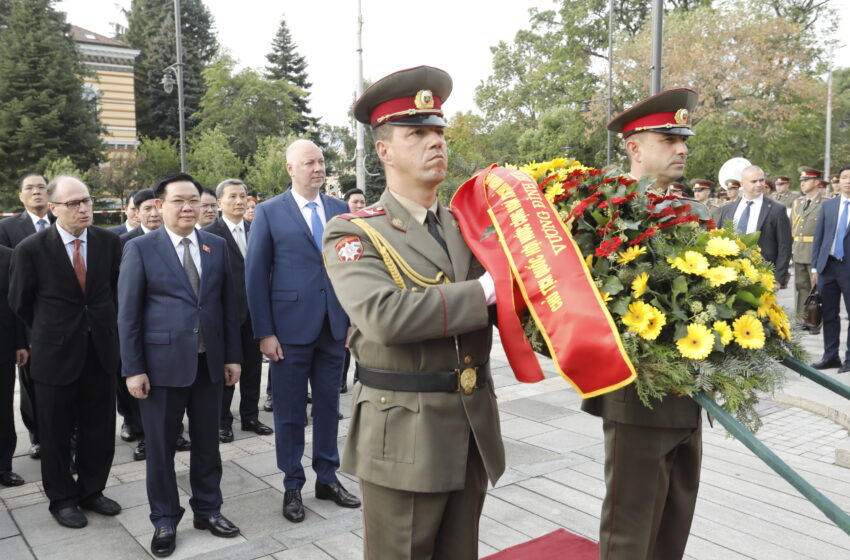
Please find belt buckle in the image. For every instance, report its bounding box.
[458,367,477,395]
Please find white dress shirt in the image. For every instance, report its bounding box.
[221,216,247,248]
[27,211,50,232]
[164,226,202,278]
[733,195,764,234]
[291,189,327,234]
[56,224,87,267]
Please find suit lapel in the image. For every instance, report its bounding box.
[47,226,83,297]
[84,227,103,298]
[154,228,196,298]
[197,230,212,301]
[756,198,771,231]
[18,213,35,238]
[281,190,318,251]
[216,218,244,263]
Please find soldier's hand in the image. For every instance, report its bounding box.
[127,374,151,400]
[260,335,284,362]
[224,364,241,386]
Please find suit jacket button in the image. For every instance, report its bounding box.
[379,396,387,404]
[193,328,199,333]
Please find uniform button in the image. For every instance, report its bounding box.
[411,287,419,292]
[320,288,326,293]
[379,396,387,404]
[464,355,473,365]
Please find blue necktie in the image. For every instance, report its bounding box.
[307,202,324,249]
[37,218,48,231]
[835,200,849,260]
[737,201,754,233]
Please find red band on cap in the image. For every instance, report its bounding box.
[622,112,687,135]
[800,172,820,178]
[370,95,443,126]
[694,183,711,188]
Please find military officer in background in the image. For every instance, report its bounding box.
[792,167,825,327]
[690,178,720,222]
[323,66,504,560]
[724,178,741,204]
[586,88,703,560]
[773,175,798,209]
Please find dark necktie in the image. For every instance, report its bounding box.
[803,199,810,212]
[307,201,324,249]
[836,201,849,260]
[738,201,754,233]
[181,238,205,352]
[73,239,85,293]
[425,210,449,255]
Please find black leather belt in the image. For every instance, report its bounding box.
[356,362,490,394]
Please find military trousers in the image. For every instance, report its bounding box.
[795,262,813,318]
[360,437,487,560]
[599,418,702,560]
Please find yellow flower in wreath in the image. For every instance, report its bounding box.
[621,300,655,331]
[733,314,766,349]
[632,272,650,298]
[637,307,667,340]
[736,258,760,283]
[760,271,775,290]
[767,306,791,341]
[617,245,647,264]
[676,323,715,360]
[671,251,709,275]
[757,293,777,318]
[705,237,740,257]
[713,320,733,345]
[703,266,737,287]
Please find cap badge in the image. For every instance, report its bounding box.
[414,90,434,109]
[675,108,689,125]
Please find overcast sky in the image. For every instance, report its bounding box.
[57,0,849,128]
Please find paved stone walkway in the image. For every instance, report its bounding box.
[1,274,849,558]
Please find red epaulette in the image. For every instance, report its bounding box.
[336,206,387,221]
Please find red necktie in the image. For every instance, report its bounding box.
[73,239,86,293]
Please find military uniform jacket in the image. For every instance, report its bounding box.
[773,190,800,210]
[323,189,505,493]
[791,194,822,264]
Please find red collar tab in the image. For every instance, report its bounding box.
[370,91,443,127]
[337,206,387,221]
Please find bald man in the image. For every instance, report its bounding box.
[245,140,360,523]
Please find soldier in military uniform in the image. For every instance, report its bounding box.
[584,88,703,560]
[690,178,721,222]
[793,167,825,327]
[773,175,798,209]
[724,178,741,204]
[322,66,504,560]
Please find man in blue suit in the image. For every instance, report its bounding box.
[246,139,361,523]
[811,164,850,372]
[119,173,243,557]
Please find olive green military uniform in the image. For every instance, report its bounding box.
[773,190,799,210]
[791,193,823,317]
[323,190,505,560]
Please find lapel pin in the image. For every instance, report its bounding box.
[202,245,211,254]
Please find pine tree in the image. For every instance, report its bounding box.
[265,17,315,134]
[0,0,103,190]
[121,0,218,140]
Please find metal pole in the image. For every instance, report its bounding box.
[606,0,614,166]
[355,0,366,192]
[174,0,187,172]
[825,67,833,179]
[649,0,663,95]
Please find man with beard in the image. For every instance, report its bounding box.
[584,88,703,560]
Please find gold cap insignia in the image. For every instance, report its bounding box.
[674,108,689,125]
[414,90,434,109]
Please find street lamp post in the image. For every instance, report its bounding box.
[161,0,186,172]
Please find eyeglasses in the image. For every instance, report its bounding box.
[51,197,94,210]
[167,199,201,208]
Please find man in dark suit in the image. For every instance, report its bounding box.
[719,165,792,290]
[246,139,360,523]
[119,172,242,557]
[584,89,703,559]
[204,179,271,442]
[0,172,53,459]
[9,175,122,529]
[0,245,27,487]
[810,164,850,372]
[107,192,140,235]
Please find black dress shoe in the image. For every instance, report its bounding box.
[151,526,176,557]
[283,489,305,522]
[133,440,146,461]
[175,435,191,452]
[80,495,121,516]
[120,423,138,442]
[263,396,273,412]
[219,427,234,443]
[29,444,40,459]
[315,481,361,508]
[193,513,240,537]
[0,471,24,487]
[812,357,842,369]
[51,505,87,528]
[839,361,850,373]
[241,419,273,435]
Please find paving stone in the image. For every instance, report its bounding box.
[499,398,574,421]
[272,543,333,559]
[197,535,286,560]
[313,531,362,560]
[572,442,606,462]
[0,535,34,559]
[499,416,559,440]
[216,489,292,539]
[99,479,149,510]
[512,452,590,478]
[522,430,600,454]
[502,438,559,468]
[0,510,19,539]
[481,495,565,539]
[232,450,280,478]
[136,528,248,559]
[271,510,362,549]
[478,514,532,551]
